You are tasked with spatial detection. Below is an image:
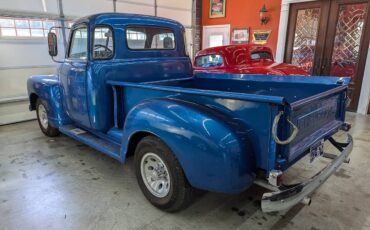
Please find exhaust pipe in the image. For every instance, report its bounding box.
[301,196,311,206]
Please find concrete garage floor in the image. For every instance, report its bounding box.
[0,112,369,230]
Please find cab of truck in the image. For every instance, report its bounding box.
[29,13,192,133]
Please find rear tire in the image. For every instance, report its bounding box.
[36,99,60,137]
[134,136,194,212]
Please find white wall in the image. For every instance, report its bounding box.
[0,29,66,100]
[0,0,59,14]
[156,0,193,58]
[358,41,370,114]
[157,0,192,27]
[62,0,113,17]
[0,0,62,101]
[0,39,56,99]
[0,39,55,67]
[0,0,61,124]
[116,1,154,15]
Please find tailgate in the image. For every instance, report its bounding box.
[284,85,348,165]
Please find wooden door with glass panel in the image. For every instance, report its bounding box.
[285,0,370,111]
[285,1,329,76]
[323,0,369,111]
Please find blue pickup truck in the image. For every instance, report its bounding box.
[27,13,353,212]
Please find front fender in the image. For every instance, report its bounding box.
[27,75,70,127]
[121,98,255,193]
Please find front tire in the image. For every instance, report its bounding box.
[36,99,60,137]
[134,136,194,212]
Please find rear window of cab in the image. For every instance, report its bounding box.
[195,54,223,68]
[126,26,175,50]
[250,51,273,60]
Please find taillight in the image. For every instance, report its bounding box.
[277,173,284,187]
[268,170,283,187]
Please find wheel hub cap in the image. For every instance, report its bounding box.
[140,153,170,198]
[38,104,48,129]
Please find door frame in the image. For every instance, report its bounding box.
[276,0,370,114]
[202,24,230,49]
[61,24,90,128]
[284,1,330,75]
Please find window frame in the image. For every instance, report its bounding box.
[0,16,58,38]
[183,30,189,57]
[125,25,176,51]
[92,24,115,60]
[67,23,89,60]
[195,54,224,68]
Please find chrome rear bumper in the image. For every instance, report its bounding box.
[259,134,353,212]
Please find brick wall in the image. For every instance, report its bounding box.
[193,0,202,57]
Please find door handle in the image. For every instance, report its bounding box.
[70,67,85,72]
[313,57,321,74]
[321,58,330,71]
[321,58,326,70]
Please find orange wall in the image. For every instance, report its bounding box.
[202,0,282,55]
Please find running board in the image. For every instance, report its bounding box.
[59,125,121,161]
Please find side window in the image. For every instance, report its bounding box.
[126,26,175,50]
[69,27,88,59]
[195,54,223,68]
[250,51,273,61]
[93,26,114,59]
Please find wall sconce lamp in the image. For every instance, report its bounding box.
[259,5,269,25]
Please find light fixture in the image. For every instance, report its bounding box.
[259,5,269,25]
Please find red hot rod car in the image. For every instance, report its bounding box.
[194,44,309,76]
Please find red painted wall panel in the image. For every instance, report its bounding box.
[202,0,282,55]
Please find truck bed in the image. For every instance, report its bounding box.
[150,74,343,105]
[108,73,350,172]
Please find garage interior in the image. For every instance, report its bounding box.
[1,0,370,229]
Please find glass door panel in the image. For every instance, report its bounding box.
[323,0,370,110]
[329,2,368,80]
[291,8,321,74]
[285,1,329,76]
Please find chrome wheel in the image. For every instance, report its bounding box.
[38,103,48,129]
[140,152,171,198]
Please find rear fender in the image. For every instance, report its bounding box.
[121,98,255,193]
[27,75,71,127]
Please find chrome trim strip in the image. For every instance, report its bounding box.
[0,65,56,70]
[0,10,75,20]
[0,96,28,104]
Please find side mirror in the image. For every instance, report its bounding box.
[47,32,58,57]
